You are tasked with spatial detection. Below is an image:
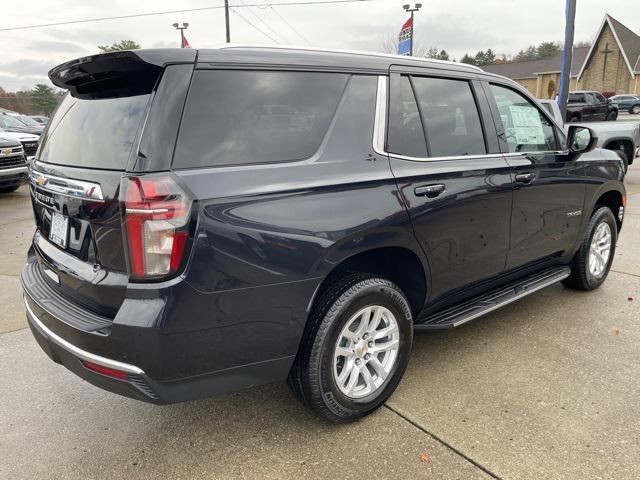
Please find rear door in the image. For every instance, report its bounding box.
[28,53,194,316]
[386,67,513,300]
[485,82,585,269]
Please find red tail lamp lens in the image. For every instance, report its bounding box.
[122,176,192,279]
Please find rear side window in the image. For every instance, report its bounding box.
[174,70,349,168]
[411,76,486,157]
[38,93,150,170]
[568,93,585,103]
[387,76,428,158]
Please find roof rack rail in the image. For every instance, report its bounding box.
[215,44,484,72]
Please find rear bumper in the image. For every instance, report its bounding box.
[24,292,298,404]
[21,254,318,404]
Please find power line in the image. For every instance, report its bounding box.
[269,5,311,45]
[238,1,292,44]
[0,0,374,33]
[230,7,281,43]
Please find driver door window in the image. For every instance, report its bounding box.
[490,84,559,153]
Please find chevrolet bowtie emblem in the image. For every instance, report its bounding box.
[0,148,11,156]
[37,175,48,187]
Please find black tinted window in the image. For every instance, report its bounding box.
[38,93,149,170]
[490,84,559,153]
[387,76,428,158]
[568,93,585,103]
[411,77,486,157]
[174,70,348,168]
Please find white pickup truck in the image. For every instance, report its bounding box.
[538,99,640,170]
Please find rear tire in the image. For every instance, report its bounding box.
[631,105,640,115]
[569,115,580,123]
[563,207,617,291]
[288,274,413,422]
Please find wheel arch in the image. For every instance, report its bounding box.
[308,245,430,319]
[592,188,625,231]
[602,137,634,165]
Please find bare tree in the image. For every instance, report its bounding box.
[379,33,429,57]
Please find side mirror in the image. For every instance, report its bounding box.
[567,125,597,156]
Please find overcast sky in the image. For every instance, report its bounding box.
[1,0,638,92]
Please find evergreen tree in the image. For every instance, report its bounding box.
[29,84,59,115]
[97,40,141,53]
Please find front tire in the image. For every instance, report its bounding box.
[288,275,413,422]
[563,207,617,291]
[607,111,618,121]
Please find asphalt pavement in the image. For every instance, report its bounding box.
[1,163,639,479]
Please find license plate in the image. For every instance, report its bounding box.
[49,212,69,249]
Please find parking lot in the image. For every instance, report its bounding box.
[1,164,639,480]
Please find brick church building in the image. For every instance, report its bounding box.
[484,14,640,99]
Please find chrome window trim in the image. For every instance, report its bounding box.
[28,169,104,202]
[24,297,145,375]
[372,75,571,162]
[373,76,388,156]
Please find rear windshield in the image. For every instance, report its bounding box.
[38,93,150,170]
[174,70,348,168]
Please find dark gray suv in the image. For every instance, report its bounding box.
[22,47,625,422]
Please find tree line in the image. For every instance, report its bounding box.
[384,37,592,67]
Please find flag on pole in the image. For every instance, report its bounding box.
[182,35,191,48]
[398,17,412,56]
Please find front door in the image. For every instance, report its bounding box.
[385,71,513,300]
[486,83,586,269]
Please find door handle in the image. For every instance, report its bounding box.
[515,173,535,184]
[414,184,445,198]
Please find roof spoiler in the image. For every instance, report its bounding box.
[49,49,197,99]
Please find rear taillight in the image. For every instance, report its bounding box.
[121,175,192,279]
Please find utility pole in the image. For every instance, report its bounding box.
[558,0,576,120]
[225,0,231,43]
[172,22,189,48]
[402,3,422,56]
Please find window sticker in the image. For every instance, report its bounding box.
[509,105,545,145]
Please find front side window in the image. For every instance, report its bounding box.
[490,84,559,153]
[174,70,348,168]
[411,76,486,157]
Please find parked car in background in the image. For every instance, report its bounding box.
[6,113,45,134]
[29,116,50,125]
[539,99,639,170]
[610,95,640,114]
[0,113,42,135]
[0,129,39,160]
[22,48,626,422]
[0,137,27,193]
[566,91,618,122]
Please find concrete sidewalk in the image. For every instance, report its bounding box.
[1,167,639,479]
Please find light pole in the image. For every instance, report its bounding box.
[558,0,576,119]
[172,22,189,48]
[402,3,422,56]
[224,0,231,43]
